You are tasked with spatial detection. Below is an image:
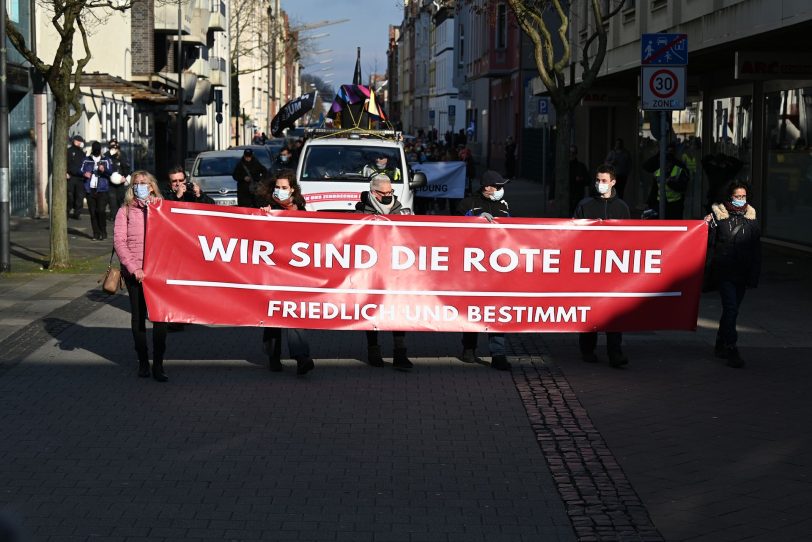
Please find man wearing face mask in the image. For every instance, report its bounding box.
[356,174,413,371]
[456,170,512,371]
[67,135,87,220]
[574,164,631,368]
[81,141,113,240]
[273,147,297,170]
[362,152,402,182]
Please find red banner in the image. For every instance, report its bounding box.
[143,201,707,333]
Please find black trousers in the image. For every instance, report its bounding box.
[67,178,85,216]
[108,184,127,220]
[124,275,167,362]
[579,332,623,354]
[366,330,406,349]
[86,190,108,238]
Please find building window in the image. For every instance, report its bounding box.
[8,0,19,22]
[496,3,507,50]
[459,24,465,67]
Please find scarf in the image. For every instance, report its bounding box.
[272,196,298,211]
[723,200,749,215]
[368,194,395,215]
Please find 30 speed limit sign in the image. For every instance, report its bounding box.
[641,66,686,110]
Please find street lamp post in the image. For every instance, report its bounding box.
[176,0,185,166]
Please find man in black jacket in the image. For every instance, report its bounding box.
[231,149,267,207]
[104,138,131,221]
[165,166,215,204]
[66,135,86,219]
[574,164,631,368]
[456,170,512,371]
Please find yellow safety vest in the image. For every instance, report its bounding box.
[653,165,684,202]
[681,153,697,176]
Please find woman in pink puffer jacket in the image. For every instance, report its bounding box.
[114,170,169,382]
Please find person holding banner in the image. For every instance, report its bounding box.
[704,181,761,368]
[456,170,512,371]
[113,171,169,382]
[356,173,414,371]
[257,170,315,376]
[574,164,631,368]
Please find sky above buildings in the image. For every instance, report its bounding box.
[281,0,403,91]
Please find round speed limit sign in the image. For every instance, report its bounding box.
[641,66,686,110]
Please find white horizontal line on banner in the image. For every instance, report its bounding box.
[168,208,689,232]
[166,279,682,298]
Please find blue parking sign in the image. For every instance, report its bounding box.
[538,98,549,114]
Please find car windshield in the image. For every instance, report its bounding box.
[194,155,242,176]
[301,145,403,182]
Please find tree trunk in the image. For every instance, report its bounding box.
[49,95,71,269]
[553,108,572,218]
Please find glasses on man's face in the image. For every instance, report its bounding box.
[169,177,185,184]
[374,190,394,197]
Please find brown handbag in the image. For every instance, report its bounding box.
[99,249,125,294]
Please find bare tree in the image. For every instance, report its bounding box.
[5,0,135,269]
[507,0,624,216]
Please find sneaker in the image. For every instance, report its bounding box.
[296,356,315,375]
[608,351,629,368]
[490,355,512,371]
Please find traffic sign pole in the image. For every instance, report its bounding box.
[641,33,688,220]
[659,112,667,220]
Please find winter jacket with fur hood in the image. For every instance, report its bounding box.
[709,202,761,287]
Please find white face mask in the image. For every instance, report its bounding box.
[273,188,291,201]
[109,148,118,155]
[133,184,150,201]
[488,188,504,201]
[376,159,387,169]
[731,198,746,207]
[596,182,612,195]
[279,155,289,162]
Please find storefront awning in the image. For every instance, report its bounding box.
[76,72,177,104]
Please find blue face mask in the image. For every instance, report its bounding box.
[134,184,150,201]
[273,188,290,201]
[731,198,746,207]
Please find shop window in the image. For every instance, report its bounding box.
[763,88,812,246]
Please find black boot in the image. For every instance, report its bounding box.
[714,335,727,358]
[367,345,385,367]
[608,350,629,368]
[295,356,315,375]
[137,351,150,378]
[461,348,482,364]
[726,346,745,368]
[491,355,512,371]
[264,339,283,372]
[152,356,168,382]
[393,347,413,371]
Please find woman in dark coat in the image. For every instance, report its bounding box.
[255,170,314,375]
[705,180,761,368]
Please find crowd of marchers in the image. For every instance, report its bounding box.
[65,130,759,381]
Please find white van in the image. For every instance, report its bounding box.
[296,129,426,212]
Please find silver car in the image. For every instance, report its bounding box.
[189,149,270,206]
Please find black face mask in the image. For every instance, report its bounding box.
[380,195,393,205]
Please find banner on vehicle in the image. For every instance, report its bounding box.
[143,201,707,333]
[412,161,466,199]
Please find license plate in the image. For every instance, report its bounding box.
[216,198,237,206]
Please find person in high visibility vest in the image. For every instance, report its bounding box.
[644,143,689,219]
